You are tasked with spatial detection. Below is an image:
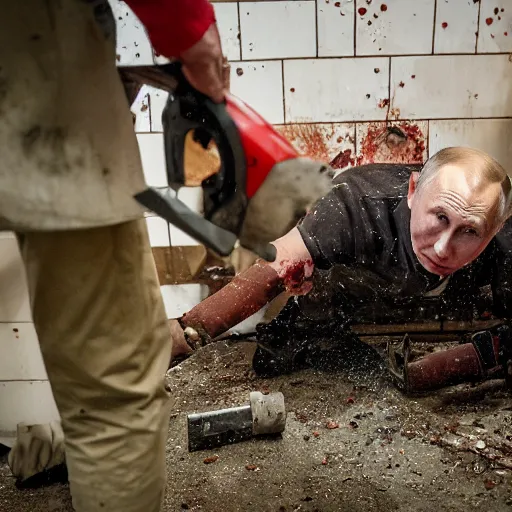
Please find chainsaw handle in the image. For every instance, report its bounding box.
[161,62,248,235]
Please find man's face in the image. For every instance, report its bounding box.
[408,164,503,276]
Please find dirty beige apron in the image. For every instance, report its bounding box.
[0,0,146,231]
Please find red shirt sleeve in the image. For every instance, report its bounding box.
[124,0,216,58]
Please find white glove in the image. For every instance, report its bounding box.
[8,421,65,482]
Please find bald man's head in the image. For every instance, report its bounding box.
[416,147,511,225]
[407,147,510,276]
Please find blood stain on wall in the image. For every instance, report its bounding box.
[278,124,331,162]
[330,148,355,169]
[277,122,426,170]
[357,122,426,166]
[277,124,356,171]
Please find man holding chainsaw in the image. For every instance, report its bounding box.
[173,147,512,391]
[2,0,228,510]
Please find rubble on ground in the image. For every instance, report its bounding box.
[1,340,511,511]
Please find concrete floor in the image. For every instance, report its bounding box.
[1,340,512,511]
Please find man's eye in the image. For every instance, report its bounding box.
[436,213,448,223]
[463,227,479,237]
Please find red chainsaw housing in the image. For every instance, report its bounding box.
[225,94,299,199]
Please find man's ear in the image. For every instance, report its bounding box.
[407,172,419,209]
[491,208,512,236]
[493,219,506,236]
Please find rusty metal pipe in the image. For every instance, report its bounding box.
[180,261,284,339]
[406,343,483,392]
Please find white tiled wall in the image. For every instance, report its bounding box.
[390,55,512,120]
[146,216,171,247]
[434,0,479,54]
[114,0,512,317]
[283,57,390,122]
[230,61,284,123]
[429,119,512,166]
[0,237,46,381]
[0,381,60,446]
[213,3,241,60]
[0,235,32,324]
[119,0,512,173]
[240,2,316,59]
[0,236,60,444]
[111,0,154,65]
[136,133,167,186]
[355,0,435,56]
[477,1,512,53]
[317,0,354,57]
[160,284,209,319]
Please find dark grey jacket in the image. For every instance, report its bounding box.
[297,164,512,324]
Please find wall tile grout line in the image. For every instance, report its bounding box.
[352,123,357,160]
[225,52,512,64]
[147,91,152,132]
[237,1,242,61]
[315,0,319,58]
[280,117,512,124]
[475,0,481,53]
[386,56,392,123]
[167,213,173,247]
[268,118,512,127]
[212,0,317,2]
[281,60,287,123]
[0,322,33,324]
[0,379,51,383]
[353,0,357,57]
[431,0,437,54]
[214,0,324,2]
[134,117,512,136]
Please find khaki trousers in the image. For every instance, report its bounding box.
[18,219,172,512]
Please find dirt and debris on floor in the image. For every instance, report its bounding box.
[1,340,512,511]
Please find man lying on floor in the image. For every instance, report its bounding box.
[171,146,512,391]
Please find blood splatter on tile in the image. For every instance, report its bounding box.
[356,121,427,166]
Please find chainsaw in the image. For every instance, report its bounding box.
[131,62,304,261]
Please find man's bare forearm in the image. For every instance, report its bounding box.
[179,228,314,341]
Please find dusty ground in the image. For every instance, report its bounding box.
[1,340,512,512]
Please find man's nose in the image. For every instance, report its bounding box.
[434,233,452,259]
